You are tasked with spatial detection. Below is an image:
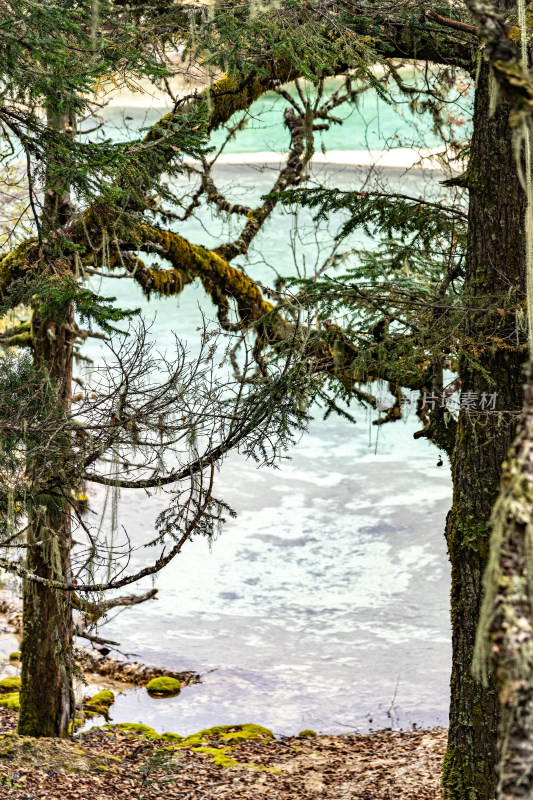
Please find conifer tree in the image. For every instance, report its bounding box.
[0,4,531,800]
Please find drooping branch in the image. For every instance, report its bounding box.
[76,630,120,647]
[0,461,214,593]
[74,588,158,634]
[210,107,311,262]
[98,587,158,612]
[73,588,158,617]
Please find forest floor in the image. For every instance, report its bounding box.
[0,709,447,800]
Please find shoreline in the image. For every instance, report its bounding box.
[0,711,447,799]
[0,593,199,692]
[96,61,435,109]
[186,146,454,171]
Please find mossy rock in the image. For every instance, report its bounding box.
[83,691,115,721]
[0,677,20,693]
[8,653,20,662]
[145,677,181,697]
[177,724,273,748]
[113,723,159,739]
[160,732,183,741]
[86,690,114,708]
[298,729,317,738]
[0,733,120,774]
[0,692,19,711]
[84,706,107,719]
[101,723,183,741]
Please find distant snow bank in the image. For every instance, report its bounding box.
[186,147,462,171]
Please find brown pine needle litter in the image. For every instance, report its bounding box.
[0,708,446,799]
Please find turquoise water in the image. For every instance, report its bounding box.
[96,73,473,155]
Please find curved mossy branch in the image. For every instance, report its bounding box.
[136,224,281,328]
[125,225,354,374]
[213,107,311,262]
[130,61,302,187]
[62,63,315,249]
[115,4,475,201]
[133,226,431,402]
[0,9,477,300]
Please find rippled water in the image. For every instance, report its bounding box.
[92,413,452,736]
[72,147,455,736]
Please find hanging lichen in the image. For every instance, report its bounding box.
[488,63,500,117]
[91,0,99,51]
[518,0,533,355]
[5,485,14,542]
[516,305,528,346]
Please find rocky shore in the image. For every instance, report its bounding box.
[0,593,200,689]
[0,594,446,799]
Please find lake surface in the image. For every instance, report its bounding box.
[77,76,462,736]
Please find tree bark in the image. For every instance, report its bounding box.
[471,357,533,800]
[18,107,76,738]
[18,304,75,738]
[442,58,528,799]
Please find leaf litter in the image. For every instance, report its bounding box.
[0,709,446,799]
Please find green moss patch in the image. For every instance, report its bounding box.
[0,692,19,711]
[160,732,183,741]
[176,724,273,748]
[299,729,317,738]
[192,746,240,768]
[8,653,20,662]
[112,723,159,739]
[173,724,275,770]
[98,723,184,741]
[145,677,181,696]
[87,690,114,707]
[91,721,277,773]
[82,690,115,721]
[0,677,21,693]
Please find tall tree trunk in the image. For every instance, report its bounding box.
[442,60,528,799]
[18,306,75,737]
[18,107,75,738]
[471,356,533,800]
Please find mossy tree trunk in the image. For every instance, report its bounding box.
[472,357,533,800]
[18,108,75,738]
[18,305,75,738]
[442,59,528,799]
